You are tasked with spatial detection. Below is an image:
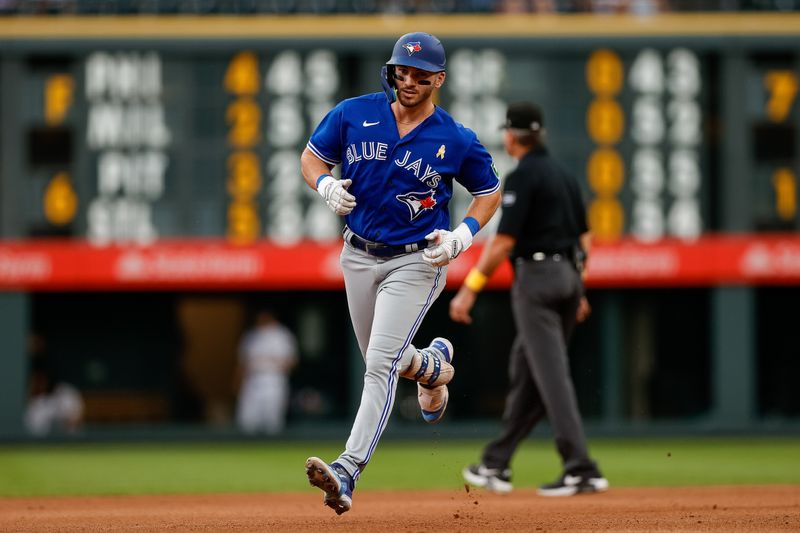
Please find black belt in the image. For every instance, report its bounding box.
[344,228,428,258]
[517,250,571,262]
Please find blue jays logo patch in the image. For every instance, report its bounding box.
[403,42,422,55]
[396,189,437,221]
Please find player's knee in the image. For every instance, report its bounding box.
[363,347,399,379]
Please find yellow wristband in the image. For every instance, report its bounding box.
[464,268,488,293]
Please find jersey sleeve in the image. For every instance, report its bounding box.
[456,133,501,197]
[568,176,589,235]
[306,102,344,166]
[496,168,532,239]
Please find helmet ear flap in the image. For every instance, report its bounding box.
[380,65,397,103]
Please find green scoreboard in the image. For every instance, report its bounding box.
[1,14,799,253]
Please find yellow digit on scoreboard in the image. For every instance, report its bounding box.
[227,151,262,201]
[227,200,260,244]
[587,148,624,196]
[44,74,74,126]
[764,70,798,123]
[772,167,797,221]
[224,51,259,96]
[588,198,624,241]
[586,49,623,97]
[225,98,261,149]
[43,172,78,226]
[587,98,624,146]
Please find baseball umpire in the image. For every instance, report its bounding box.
[451,102,608,497]
[300,32,501,514]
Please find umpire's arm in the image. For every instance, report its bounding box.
[576,231,592,322]
[579,231,592,277]
[449,232,515,325]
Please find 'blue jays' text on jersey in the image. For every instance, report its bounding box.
[307,92,500,245]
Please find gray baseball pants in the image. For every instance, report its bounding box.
[481,258,599,477]
[335,242,447,482]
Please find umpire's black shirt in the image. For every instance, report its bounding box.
[496,146,588,261]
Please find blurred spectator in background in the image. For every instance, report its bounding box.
[233,309,298,435]
[25,333,84,436]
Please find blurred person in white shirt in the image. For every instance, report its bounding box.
[25,334,84,436]
[234,310,298,435]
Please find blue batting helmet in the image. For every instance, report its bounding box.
[386,32,446,73]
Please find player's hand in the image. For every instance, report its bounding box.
[317,175,356,216]
[576,296,591,323]
[449,286,477,324]
[422,223,473,267]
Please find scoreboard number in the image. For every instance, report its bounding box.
[586,49,625,242]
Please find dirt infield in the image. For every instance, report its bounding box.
[1,486,798,532]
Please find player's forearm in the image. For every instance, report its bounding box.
[462,190,502,230]
[301,148,334,191]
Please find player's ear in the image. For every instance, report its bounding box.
[434,72,445,89]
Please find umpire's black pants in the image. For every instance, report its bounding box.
[481,257,600,477]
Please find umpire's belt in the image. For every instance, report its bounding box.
[522,250,569,262]
[343,227,428,258]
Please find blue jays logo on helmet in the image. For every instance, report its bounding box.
[387,32,446,73]
[403,41,422,55]
[396,190,438,221]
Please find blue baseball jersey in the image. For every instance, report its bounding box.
[307,92,500,245]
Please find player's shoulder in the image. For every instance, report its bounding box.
[433,106,480,142]
[340,92,386,109]
[436,105,477,138]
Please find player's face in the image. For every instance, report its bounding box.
[393,66,444,108]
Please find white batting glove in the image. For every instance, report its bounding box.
[317,175,356,216]
[423,223,473,267]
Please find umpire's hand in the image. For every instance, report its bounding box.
[576,296,591,323]
[449,286,477,324]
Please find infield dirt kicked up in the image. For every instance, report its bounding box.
[1,485,798,532]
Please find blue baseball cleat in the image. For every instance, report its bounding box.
[418,337,454,424]
[305,457,353,515]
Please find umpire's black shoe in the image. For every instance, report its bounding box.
[537,473,609,497]
[462,464,513,494]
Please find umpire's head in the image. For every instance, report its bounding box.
[501,102,544,152]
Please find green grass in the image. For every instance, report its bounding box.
[0,438,798,497]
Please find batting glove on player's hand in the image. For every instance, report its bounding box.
[317,175,356,216]
[423,223,473,267]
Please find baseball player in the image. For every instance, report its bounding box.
[300,32,501,514]
[234,310,298,435]
[452,102,608,497]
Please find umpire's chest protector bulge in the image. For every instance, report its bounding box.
[307,93,499,245]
